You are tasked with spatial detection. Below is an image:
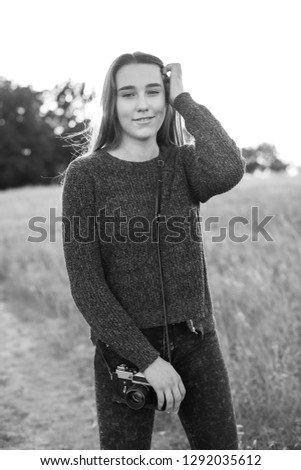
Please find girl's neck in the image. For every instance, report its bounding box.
[111,137,160,162]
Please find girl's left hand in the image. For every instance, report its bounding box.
[162,63,185,106]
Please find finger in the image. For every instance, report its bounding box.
[156,390,165,411]
[163,63,181,73]
[162,63,172,74]
[164,389,174,413]
[162,63,175,77]
[161,70,170,82]
[179,381,186,400]
[172,387,182,412]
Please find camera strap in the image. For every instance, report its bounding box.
[97,149,171,378]
[155,156,172,364]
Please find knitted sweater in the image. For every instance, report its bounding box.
[62,92,246,372]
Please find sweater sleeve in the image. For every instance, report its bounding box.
[173,92,247,203]
[61,158,160,372]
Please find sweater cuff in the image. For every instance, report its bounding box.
[172,91,208,128]
[137,349,161,373]
[173,91,195,112]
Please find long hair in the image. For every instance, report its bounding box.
[93,51,185,152]
[59,52,190,182]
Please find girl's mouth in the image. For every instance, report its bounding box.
[133,117,155,123]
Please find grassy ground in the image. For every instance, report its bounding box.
[0,172,300,450]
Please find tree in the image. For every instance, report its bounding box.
[0,78,58,189]
[38,80,94,165]
[242,143,288,173]
[0,78,94,189]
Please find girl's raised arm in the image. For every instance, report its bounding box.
[174,91,246,203]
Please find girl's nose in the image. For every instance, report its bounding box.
[136,94,149,111]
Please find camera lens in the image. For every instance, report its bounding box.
[132,391,142,403]
[125,384,149,410]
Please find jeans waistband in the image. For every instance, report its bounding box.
[140,320,188,335]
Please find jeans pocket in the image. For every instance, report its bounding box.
[193,314,217,338]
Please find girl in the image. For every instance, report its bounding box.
[62,51,246,450]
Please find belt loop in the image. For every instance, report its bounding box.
[187,319,198,335]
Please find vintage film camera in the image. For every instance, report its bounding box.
[112,364,165,411]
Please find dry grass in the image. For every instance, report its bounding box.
[0,173,300,449]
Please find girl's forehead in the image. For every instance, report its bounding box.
[116,63,163,87]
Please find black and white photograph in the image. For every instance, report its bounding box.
[0,0,300,461]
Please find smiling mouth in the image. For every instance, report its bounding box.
[133,117,155,122]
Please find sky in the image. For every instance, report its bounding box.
[2,0,300,166]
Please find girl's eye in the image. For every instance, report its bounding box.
[121,90,160,98]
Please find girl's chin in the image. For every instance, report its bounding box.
[128,130,159,140]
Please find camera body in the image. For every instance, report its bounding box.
[112,364,163,411]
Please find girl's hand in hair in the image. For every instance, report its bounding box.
[142,356,186,413]
[162,63,185,106]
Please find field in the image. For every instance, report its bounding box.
[0,172,300,450]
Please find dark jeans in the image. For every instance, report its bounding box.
[94,321,238,450]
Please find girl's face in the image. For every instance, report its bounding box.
[115,63,166,144]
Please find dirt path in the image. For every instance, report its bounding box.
[0,286,99,450]
[0,285,185,450]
